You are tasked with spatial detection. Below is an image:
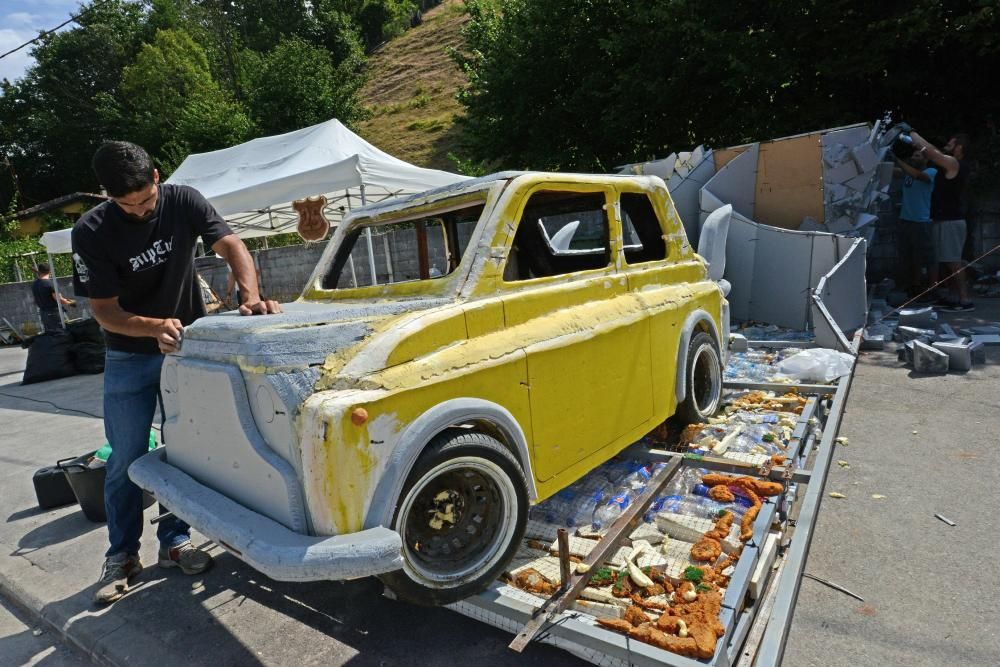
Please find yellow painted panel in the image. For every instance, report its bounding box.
[304,353,531,535]
[527,315,654,481]
[386,310,468,367]
[463,299,505,339]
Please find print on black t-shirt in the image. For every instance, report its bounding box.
[71,184,233,354]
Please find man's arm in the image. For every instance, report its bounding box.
[89,297,184,353]
[212,235,282,315]
[909,132,959,179]
[894,157,931,182]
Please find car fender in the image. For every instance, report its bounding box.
[674,309,723,404]
[363,398,537,530]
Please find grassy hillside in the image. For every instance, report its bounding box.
[356,0,469,171]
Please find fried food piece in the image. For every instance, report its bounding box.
[638,583,666,598]
[688,622,719,659]
[690,537,722,563]
[632,593,670,611]
[629,624,701,658]
[680,423,706,444]
[740,503,762,541]
[646,568,671,589]
[676,580,696,600]
[706,510,735,540]
[512,568,557,596]
[624,604,651,627]
[656,614,682,634]
[716,552,738,573]
[596,618,634,634]
[701,473,735,487]
[771,454,787,466]
[751,480,784,497]
[708,485,735,503]
[611,570,634,597]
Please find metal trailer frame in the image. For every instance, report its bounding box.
[443,331,861,666]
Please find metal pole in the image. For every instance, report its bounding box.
[754,334,861,666]
[345,189,358,287]
[360,184,378,286]
[48,251,66,327]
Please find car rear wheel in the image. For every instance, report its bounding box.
[676,331,723,424]
[379,430,528,606]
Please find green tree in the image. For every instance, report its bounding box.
[0,0,147,204]
[120,29,253,172]
[456,0,1000,171]
[244,36,365,134]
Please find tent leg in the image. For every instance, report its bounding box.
[348,255,359,288]
[383,233,395,283]
[360,185,378,286]
[48,251,66,328]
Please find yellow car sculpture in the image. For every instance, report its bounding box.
[131,172,729,605]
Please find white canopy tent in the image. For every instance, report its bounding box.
[39,118,468,323]
[166,117,468,239]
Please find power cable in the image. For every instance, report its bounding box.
[0,388,103,419]
[872,242,1000,322]
[0,0,110,62]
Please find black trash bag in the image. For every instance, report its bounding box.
[22,332,76,385]
[66,318,104,346]
[73,341,106,374]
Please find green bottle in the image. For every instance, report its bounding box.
[93,430,158,461]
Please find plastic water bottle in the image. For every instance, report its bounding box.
[592,489,635,529]
[651,494,743,521]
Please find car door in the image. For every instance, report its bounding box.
[498,182,654,485]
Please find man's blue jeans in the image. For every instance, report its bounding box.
[103,349,189,557]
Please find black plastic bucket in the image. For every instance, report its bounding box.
[57,452,155,523]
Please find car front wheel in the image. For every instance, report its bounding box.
[379,430,528,606]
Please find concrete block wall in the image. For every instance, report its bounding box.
[0,276,91,336]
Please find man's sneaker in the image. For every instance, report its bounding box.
[94,553,142,605]
[158,541,213,575]
[941,302,976,313]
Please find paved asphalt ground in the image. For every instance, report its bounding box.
[1,299,998,666]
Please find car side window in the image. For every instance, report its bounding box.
[503,191,611,282]
[620,193,668,264]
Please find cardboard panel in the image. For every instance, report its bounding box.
[713,144,751,170]
[749,226,814,328]
[818,238,867,333]
[722,215,758,323]
[702,144,758,220]
[754,134,825,230]
[668,151,716,246]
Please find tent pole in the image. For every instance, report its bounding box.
[345,189,359,287]
[360,185,378,286]
[48,250,66,328]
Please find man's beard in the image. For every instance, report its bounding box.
[124,210,156,223]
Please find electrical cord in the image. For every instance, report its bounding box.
[0,388,162,431]
[0,388,103,419]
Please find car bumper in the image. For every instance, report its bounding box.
[129,449,403,581]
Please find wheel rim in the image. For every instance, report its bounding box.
[691,343,721,416]
[396,456,518,588]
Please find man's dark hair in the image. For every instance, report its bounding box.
[91,141,155,197]
[36,262,50,275]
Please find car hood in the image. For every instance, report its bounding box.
[176,298,452,372]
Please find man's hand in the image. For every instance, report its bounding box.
[239,299,283,316]
[154,318,184,354]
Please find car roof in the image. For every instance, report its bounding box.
[351,171,658,220]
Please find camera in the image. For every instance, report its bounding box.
[892,133,916,160]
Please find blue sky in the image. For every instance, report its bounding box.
[1,0,84,83]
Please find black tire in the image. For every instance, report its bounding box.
[676,331,723,424]
[378,430,528,606]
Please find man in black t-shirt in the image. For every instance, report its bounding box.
[31,263,75,332]
[72,141,282,605]
[909,131,974,311]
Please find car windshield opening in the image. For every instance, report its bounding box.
[322,203,485,289]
